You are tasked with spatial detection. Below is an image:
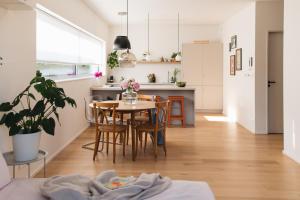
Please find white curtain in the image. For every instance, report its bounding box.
[37,10,103,65]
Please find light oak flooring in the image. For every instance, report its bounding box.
[36,114,300,200]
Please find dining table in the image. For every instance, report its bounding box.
[89,100,156,161]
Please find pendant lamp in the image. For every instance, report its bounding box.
[118,0,136,68]
[113,12,131,50]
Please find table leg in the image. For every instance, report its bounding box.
[131,111,136,161]
[44,157,46,178]
[13,165,15,178]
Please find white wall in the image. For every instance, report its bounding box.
[0,0,108,177]
[222,3,256,132]
[222,1,284,133]
[254,1,284,133]
[283,0,300,163]
[108,24,221,83]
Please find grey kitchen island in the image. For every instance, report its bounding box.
[90,85,195,126]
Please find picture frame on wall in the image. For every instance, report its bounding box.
[230,55,236,76]
[231,35,237,49]
[236,48,242,70]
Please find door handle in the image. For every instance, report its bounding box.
[268,80,276,87]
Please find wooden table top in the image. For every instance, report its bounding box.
[89,100,155,111]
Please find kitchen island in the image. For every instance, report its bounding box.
[90,85,195,126]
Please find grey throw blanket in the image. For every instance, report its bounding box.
[40,170,171,200]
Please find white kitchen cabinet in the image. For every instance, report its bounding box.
[182,42,223,111]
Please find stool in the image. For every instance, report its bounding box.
[167,96,186,127]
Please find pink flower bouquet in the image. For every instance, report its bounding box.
[121,79,140,92]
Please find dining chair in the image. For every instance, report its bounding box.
[83,98,129,153]
[135,101,169,158]
[127,94,158,146]
[93,102,127,163]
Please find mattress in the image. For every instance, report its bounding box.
[0,179,215,200]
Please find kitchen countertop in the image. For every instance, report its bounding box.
[91,85,195,91]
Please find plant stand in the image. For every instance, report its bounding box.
[3,150,48,178]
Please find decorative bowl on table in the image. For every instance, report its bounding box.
[176,81,186,87]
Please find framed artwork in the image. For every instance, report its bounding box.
[230,55,236,76]
[236,48,242,70]
[231,35,237,49]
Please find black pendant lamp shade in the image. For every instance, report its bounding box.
[113,36,131,50]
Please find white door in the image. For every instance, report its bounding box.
[268,32,283,133]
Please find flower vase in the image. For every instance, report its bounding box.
[122,90,138,104]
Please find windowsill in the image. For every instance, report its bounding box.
[46,74,94,83]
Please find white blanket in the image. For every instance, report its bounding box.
[40,170,171,200]
[0,179,215,200]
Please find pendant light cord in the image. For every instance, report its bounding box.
[127,0,129,38]
[177,12,180,53]
[148,13,150,53]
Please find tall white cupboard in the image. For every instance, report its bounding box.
[182,42,223,112]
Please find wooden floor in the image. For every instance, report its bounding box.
[36,114,300,200]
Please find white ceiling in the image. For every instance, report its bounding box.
[83,0,259,25]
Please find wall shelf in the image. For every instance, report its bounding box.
[137,61,181,65]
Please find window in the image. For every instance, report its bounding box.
[36,6,105,78]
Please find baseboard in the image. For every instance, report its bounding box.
[196,109,223,114]
[31,124,90,177]
[282,150,300,164]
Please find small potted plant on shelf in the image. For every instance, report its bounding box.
[171,52,181,62]
[147,73,156,83]
[121,79,140,105]
[170,68,180,83]
[107,51,119,69]
[0,71,76,162]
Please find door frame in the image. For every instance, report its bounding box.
[266,31,284,134]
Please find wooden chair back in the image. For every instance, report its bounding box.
[138,94,157,102]
[154,101,169,130]
[93,102,119,127]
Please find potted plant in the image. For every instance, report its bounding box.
[147,73,156,83]
[107,51,119,69]
[0,71,76,162]
[171,52,181,62]
[170,68,181,83]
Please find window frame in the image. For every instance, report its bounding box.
[36,4,106,82]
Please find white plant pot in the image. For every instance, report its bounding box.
[175,54,182,62]
[12,131,41,162]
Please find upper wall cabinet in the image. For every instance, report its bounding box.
[182,42,222,86]
[202,43,223,86]
[182,44,204,85]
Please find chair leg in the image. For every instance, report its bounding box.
[135,131,139,156]
[144,133,148,153]
[163,129,167,156]
[93,131,100,161]
[123,132,126,157]
[181,99,186,128]
[154,131,158,159]
[113,132,116,163]
[126,123,130,145]
[99,131,104,152]
[106,132,109,155]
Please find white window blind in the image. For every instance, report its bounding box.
[36,9,103,65]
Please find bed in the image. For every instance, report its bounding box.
[0,178,215,200]
[0,154,215,200]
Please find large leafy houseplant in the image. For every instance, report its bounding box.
[107,51,119,69]
[0,71,77,136]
